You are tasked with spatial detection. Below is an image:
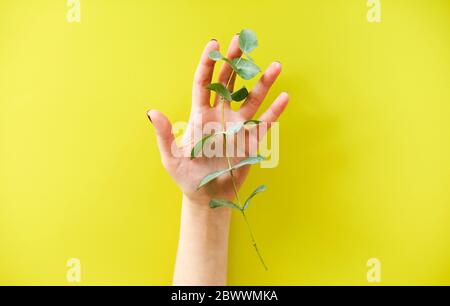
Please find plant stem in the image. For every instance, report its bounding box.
[242,211,268,271]
[220,56,267,270]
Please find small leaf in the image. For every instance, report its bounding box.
[210,199,241,210]
[231,87,249,102]
[232,58,261,80]
[207,83,232,101]
[232,155,265,171]
[225,120,261,136]
[223,58,238,71]
[225,123,244,136]
[243,120,262,128]
[190,134,215,160]
[208,50,224,61]
[243,185,267,210]
[197,155,265,189]
[191,121,262,161]
[197,169,229,189]
[239,29,258,54]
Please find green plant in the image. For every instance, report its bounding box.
[190,29,269,270]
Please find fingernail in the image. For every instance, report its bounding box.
[274,61,282,66]
[146,110,153,123]
[211,38,217,42]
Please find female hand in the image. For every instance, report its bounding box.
[147,35,289,205]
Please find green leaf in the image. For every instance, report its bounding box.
[210,199,241,210]
[231,87,249,102]
[190,134,215,160]
[232,58,261,80]
[197,155,265,189]
[243,185,267,210]
[207,83,232,101]
[239,29,258,54]
[232,155,265,171]
[223,58,238,70]
[197,169,229,189]
[208,50,224,61]
[225,123,243,136]
[192,121,262,161]
[243,120,262,127]
[225,120,262,136]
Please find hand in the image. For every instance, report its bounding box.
[147,35,289,206]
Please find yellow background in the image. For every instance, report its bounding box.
[1,0,449,285]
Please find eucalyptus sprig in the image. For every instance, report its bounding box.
[190,29,269,270]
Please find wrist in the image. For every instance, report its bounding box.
[174,194,231,286]
[182,194,232,224]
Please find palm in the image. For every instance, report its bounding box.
[147,35,288,205]
[175,107,252,202]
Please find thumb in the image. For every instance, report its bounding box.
[147,109,179,167]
